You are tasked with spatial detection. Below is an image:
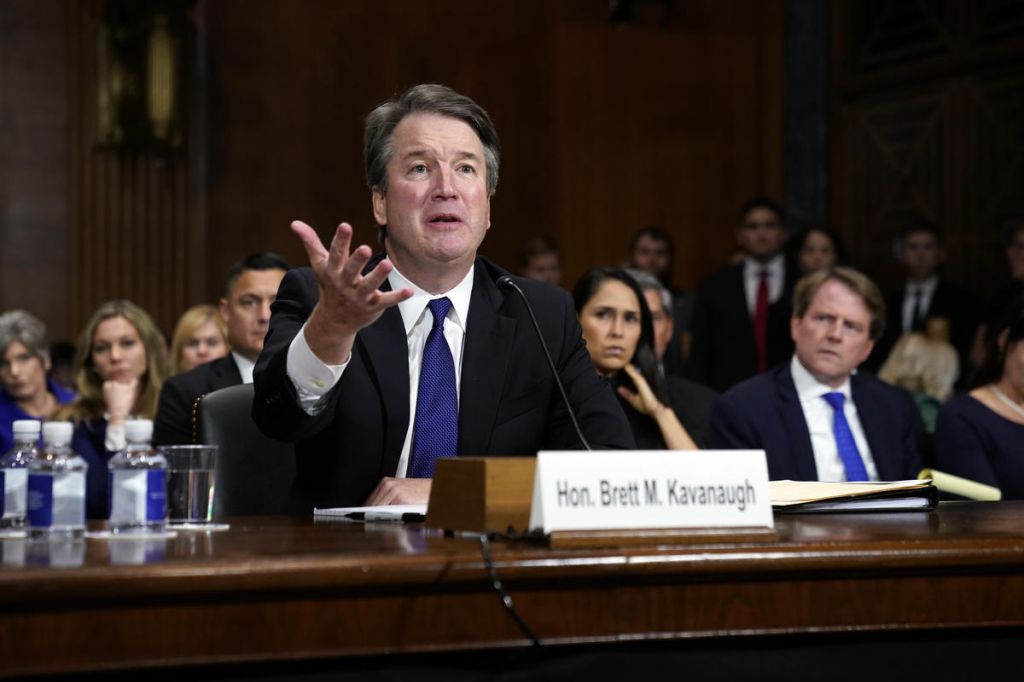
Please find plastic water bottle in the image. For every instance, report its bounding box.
[27,421,87,539]
[108,419,167,534]
[0,419,40,528]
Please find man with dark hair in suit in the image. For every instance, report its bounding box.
[709,267,921,482]
[687,197,795,392]
[866,221,978,379]
[153,253,290,445]
[252,84,632,511]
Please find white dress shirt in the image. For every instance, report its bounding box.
[901,276,938,332]
[285,262,474,478]
[790,356,879,482]
[743,254,786,316]
[232,351,255,384]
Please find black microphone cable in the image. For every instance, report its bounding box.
[496,275,592,451]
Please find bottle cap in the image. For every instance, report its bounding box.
[12,419,41,436]
[125,419,153,443]
[42,421,73,445]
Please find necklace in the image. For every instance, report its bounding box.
[988,385,1024,421]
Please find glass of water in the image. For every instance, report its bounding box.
[160,445,217,525]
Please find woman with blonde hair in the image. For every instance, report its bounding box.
[878,332,959,433]
[57,300,168,518]
[169,304,229,375]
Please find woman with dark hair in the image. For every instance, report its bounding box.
[790,226,846,275]
[56,300,168,518]
[573,268,697,449]
[935,294,1024,498]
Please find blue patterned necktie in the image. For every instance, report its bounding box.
[822,392,868,481]
[408,298,458,478]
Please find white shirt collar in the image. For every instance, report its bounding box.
[232,351,255,384]
[790,354,852,403]
[389,262,474,336]
[906,275,939,298]
[743,253,785,280]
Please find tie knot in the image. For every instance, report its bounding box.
[822,392,845,411]
[427,297,452,328]
[759,269,769,282]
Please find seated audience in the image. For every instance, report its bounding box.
[0,310,75,451]
[627,226,693,366]
[169,304,230,375]
[878,332,958,433]
[47,340,76,393]
[790,226,845,275]
[709,267,921,481]
[517,236,562,287]
[154,253,289,445]
[573,267,698,450]
[626,268,718,445]
[935,295,1024,498]
[973,219,1024,370]
[56,300,167,519]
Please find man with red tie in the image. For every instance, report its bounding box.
[687,198,795,392]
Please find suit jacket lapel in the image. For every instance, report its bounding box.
[774,366,820,480]
[458,261,516,456]
[210,356,242,391]
[356,276,410,478]
[850,376,894,480]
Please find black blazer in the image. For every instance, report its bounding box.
[153,355,243,445]
[708,363,922,481]
[252,256,634,510]
[687,262,795,392]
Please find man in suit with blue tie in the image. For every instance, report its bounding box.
[252,84,632,511]
[708,267,921,482]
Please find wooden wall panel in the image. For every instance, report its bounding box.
[201,0,784,295]
[830,0,1024,297]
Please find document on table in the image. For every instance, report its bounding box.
[313,504,427,522]
[770,479,938,513]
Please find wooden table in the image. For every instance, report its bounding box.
[3,502,1024,679]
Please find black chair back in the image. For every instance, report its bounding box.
[196,383,297,517]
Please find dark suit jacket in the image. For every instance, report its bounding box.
[708,363,922,481]
[867,278,979,376]
[153,355,243,446]
[252,256,634,510]
[687,262,795,392]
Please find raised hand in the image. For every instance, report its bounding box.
[292,220,413,364]
[617,364,664,416]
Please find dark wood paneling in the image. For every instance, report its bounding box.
[830,0,1024,297]
[0,0,70,340]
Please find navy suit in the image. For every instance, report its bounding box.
[708,363,922,481]
[153,355,243,446]
[253,256,634,510]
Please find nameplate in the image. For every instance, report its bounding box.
[528,450,773,534]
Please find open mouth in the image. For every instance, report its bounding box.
[427,213,463,227]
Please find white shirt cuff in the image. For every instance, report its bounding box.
[105,423,126,452]
[286,323,349,415]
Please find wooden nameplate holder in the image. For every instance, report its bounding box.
[426,458,778,547]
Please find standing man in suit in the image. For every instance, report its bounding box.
[252,84,632,510]
[709,267,921,481]
[153,253,290,445]
[687,198,795,392]
[866,222,979,378]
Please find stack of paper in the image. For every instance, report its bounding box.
[770,480,938,513]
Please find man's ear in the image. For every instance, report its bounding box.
[372,186,387,226]
[219,297,229,321]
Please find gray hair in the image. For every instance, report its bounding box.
[0,310,50,363]
[364,84,501,243]
[625,268,672,317]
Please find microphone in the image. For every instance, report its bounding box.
[496,275,592,451]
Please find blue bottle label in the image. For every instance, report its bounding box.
[146,470,167,522]
[0,471,5,514]
[27,474,53,527]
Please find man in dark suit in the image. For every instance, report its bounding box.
[866,222,979,378]
[153,253,290,445]
[687,198,795,392]
[252,84,632,510]
[709,267,921,481]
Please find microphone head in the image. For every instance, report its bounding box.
[496,274,514,289]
